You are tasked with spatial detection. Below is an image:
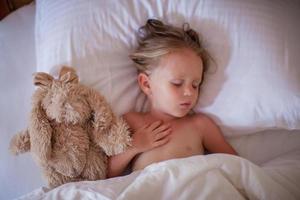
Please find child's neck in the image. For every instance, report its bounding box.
[148,109,178,123]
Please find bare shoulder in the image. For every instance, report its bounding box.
[122,111,141,123]
[122,111,144,130]
[123,111,139,121]
[190,113,238,155]
[191,112,217,129]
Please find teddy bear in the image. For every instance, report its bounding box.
[9,66,132,188]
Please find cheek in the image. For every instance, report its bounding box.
[152,84,176,100]
[162,86,181,100]
[192,90,200,104]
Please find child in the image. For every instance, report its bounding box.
[107,19,237,177]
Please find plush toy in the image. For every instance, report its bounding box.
[9,66,131,188]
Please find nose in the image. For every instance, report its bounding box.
[183,86,193,96]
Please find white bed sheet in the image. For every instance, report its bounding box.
[1,2,300,200]
[0,3,44,200]
[17,153,300,200]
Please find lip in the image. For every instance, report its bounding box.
[180,102,191,105]
[180,101,192,105]
[179,102,192,108]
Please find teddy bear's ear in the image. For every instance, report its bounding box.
[59,66,79,84]
[33,72,54,88]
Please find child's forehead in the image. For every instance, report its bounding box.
[166,69,202,80]
[156,49,203,78]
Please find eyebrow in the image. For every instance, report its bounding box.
[171,78,202,83]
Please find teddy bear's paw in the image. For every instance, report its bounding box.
[81,153,107,180]
[9,130,31,155]
[104,118,132,155]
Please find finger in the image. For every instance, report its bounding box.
[154,136,170,147]
[139,123,151,130]
[154,128,172,140]
[137,121,156,131]
[153,123,171,134]
[147,120,162,131]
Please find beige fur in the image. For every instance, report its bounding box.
[9,66,131,188]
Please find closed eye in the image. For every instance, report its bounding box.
[172,82,183,87]
[192,85,198,89]
[171,80,183,87]
[193,80,201,89]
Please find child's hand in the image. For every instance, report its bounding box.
[131,121,172,153]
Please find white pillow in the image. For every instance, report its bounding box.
[35,0,300,137]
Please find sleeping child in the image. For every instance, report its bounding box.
[107,19,237,177]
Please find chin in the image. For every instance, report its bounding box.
[173,111,190,118]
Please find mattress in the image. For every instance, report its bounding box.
[1,2,300,200]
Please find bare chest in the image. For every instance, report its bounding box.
[132,119,204,170]
[165,122,203,153]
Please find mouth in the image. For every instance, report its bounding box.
[179,102,192,109]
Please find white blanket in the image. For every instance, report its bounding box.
[18,153,300,200]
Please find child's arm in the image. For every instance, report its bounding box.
[107,146,139,178]
[199,115,238,155]
[107,121,172,178]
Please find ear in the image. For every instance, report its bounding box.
[59,66,79,84]
[33,72,54,89]
[137,73,152,96]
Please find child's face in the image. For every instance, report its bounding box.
[146,48,203,117]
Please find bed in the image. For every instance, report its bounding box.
[1,0,300,199]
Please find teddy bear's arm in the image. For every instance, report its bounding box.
[100,117,132,156]
[86,89,131,156]
[29,100,53,163]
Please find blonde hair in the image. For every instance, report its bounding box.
[130,19,211,83]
